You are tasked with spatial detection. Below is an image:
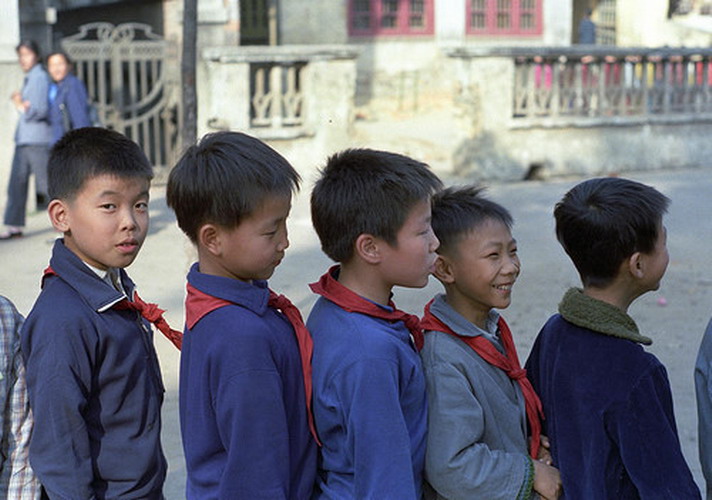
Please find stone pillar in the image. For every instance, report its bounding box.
[435,0,466,42]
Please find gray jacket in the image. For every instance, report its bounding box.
[15,64,52,146]
[695,317,712,500]
[421,294,533,500]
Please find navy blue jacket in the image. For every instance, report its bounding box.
[179,264,316,499]
[308,295,428,499]
[21,240,166,499]
[48,73,91,144]
[526,311,700,499]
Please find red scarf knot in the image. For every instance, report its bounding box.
[421,299,544,459]
[42,266,182,350]
[115,292,183,350]
[310,266,424,351]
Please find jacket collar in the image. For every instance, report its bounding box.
[429,293,500,340]
[47,239,134,313]
[186,262,269,316]
[559,287,652,345]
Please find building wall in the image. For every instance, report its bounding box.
[279,0,347,44]
[616,0,712,46]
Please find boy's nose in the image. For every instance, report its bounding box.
[430,231,440,252]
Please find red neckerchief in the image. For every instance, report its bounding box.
[185,282,321,446]
[420,299,543,458]
[309,265,423,351]
[43,266,182,350]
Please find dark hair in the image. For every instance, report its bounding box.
[166,131,300,243]
[311,148,442,263]
[554,177,669,288]
[47,51,73,66]
[48,127,153,201]
[431,185,513,255]
[16,40,40,59]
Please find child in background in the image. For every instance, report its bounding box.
[526,177,700,499]
[166,131,316,499]
[420,186,561,500]
[22,127,176,498]
[308,149,442,499]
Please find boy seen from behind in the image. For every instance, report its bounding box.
[308,149,442,499]
[525,177,700,499]
[22,127,176,499]
[420,186,561,500]
[166,131,316,499]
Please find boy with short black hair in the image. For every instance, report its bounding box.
[22,127,177,499]
[308,148,442,498]
[420,185,561,500]
[525,177,700,499]
[166,131,316,499]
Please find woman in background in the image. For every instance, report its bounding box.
[0,40,52,240]
[46,51,91,145]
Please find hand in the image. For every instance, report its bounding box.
[533,459,562,500]
[538,435,553,465]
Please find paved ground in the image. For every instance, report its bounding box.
[0,166,710,497]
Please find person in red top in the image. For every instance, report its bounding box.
[420,185,561,500]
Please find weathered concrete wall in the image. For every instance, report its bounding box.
[616,0,712,47]
[197,45,358,175]
[445,51,712,181]
[278,0,347,45]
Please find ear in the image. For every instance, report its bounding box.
[48,199,69,233]
[198,224,222,257]
[433,254,455,284]
[627,252,645,279]
[354,233,382,265]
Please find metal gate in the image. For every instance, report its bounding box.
[61,22,181,172]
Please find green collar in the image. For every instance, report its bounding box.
[558,288,652,346]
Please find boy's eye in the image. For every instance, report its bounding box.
[135,202,149,211]
[100,203,116,210]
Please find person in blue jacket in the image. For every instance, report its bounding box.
[21,128,168,499]
[308,149,442,499]
[46,51,91,145]
[166,131,316,499]
[1,40,52,240]
[695,319,712,500]
[525,177,700,499]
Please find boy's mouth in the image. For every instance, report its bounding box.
[494,283,513,291]
[117,239,139,253]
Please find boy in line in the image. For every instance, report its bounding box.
[0,294,39,498]
[420,186,561,500]
[695,318,712,499]
[308,149,442,498]
[21,128,175,498]
[166,131,316,499]
[525,177,700,499]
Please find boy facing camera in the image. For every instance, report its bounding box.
[22,127,176,499]
[420,186,561,500]
[526,177,700,499]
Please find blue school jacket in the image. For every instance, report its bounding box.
[307,296,428,499]
[179,264,316,499]
[526,289,700,500]
[21,239,166,499]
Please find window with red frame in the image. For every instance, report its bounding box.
[349,0,434,36]
[467,0,543,35]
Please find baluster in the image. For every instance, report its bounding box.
[269,65,283,128]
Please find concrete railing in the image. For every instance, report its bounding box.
[198,45,359,172]
[444,46,712,180]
